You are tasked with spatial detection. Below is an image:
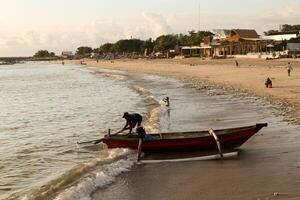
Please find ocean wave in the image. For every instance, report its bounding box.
[92,71,127,81]
[20,148,135,200]
[53,159,134,200]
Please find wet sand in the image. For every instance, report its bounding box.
[62,58,300,200]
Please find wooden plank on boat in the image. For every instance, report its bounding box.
[137,138,143,161]
[138,152,238,164]
[208,128,223,158]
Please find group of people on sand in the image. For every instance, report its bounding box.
[114,97,170,139]
[264,62,294,89]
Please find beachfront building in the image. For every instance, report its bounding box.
[209,29,269,57]
[262,31,299,41]
[180,29,270,58]
[181,46,201,57]
[287,38,300,58]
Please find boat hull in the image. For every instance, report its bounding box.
[102,123,267,152]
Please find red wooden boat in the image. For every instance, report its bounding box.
[102,123,267,152]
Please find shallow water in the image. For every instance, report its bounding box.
[1,62,298,200]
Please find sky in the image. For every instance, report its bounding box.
[0,0,300,56]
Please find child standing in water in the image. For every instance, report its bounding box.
[163,97,170,107]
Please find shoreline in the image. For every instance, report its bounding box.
[64,58,300,124]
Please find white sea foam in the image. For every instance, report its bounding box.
[53,159,134,200]
[20,148,135,200]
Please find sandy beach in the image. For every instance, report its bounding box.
[69,58,300,123]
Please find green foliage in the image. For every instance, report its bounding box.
[33,50,55,58]
[178,31,214,46]
[85,30,214,55]
[99,43,114,53]
[153,31,213,52]
[263,30,279,35]
[154,34,178,52]
[141,38,154,54]
[92,48,101,53]
[281,24,300,32]
[76,46,93,56]
[265,24,300,35]
[113,39,144,53]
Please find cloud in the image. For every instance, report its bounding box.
[0,12,175,56]
[142,12,172,37]
[276,5,300,18]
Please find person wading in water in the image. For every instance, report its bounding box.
[163,97,170,107]
[118,112,143,136]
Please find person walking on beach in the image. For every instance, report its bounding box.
[119,112,143,135]
[235,60,239,67]
[287,62,293,77]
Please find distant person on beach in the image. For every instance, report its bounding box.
[235,60,239,67]
[119,112,143,135]
[265,77,272,88]
[162,97,170,107]
[287,62,293,77]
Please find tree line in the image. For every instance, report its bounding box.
[75,30,213,56]
[33,50,56,58]
[264,24,300,35]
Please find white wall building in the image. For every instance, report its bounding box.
[262,32,299,41]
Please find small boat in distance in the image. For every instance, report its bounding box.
[102,123,267,152]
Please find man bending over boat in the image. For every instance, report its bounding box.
[120,112,143,135]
